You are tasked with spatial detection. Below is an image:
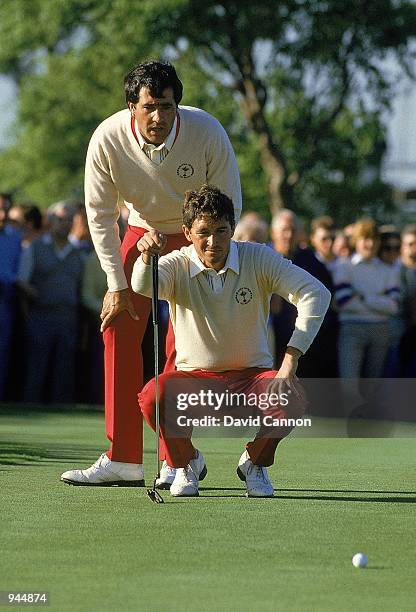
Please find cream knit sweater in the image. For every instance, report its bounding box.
[85,107,242,291]
[131,242,331,371]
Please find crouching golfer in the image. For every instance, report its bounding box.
[132,185,330,497]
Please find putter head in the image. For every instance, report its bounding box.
[147,488,164,504]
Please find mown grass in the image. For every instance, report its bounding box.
[1,405,415,611]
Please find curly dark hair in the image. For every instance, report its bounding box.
[182,184,235,230]
[124,60,183,105]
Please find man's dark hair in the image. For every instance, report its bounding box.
[0,192,12,211]
[24,205,43,231]
[310,215,335,236]
[124,60,183,105]
[182,185,235,230]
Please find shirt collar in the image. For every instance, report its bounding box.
[135,115,178,152]
[351,253,378,265]
[42,234,74,259]
[189,240,240,278]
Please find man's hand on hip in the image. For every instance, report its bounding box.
[100,288,139,332]
[136,229,167,265]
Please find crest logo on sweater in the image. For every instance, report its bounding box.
[177,163,194,178]
[235,287,253,305]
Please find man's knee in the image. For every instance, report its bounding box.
[138,371,189,421]
[138,374,169,418]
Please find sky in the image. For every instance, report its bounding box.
[383,80,416,190]
[1,72,416,190]
[0,75,17,148]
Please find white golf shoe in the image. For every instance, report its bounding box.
[155,461,176,490]
[170,450,207,497]
[60,453,145,486]
[237,451,274,497]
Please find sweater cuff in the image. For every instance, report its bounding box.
[106,268,129,292]
[131,256,152,296]
[286,331,314,356]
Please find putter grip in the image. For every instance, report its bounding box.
[151,254,159,326]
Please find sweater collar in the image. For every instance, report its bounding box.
[189,240,239,278]
[351,253,379,265]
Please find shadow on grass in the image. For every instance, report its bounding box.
[0,402,104,415]
[0,403,104,466]
[0,441,102,466]
[273,493,416,503]
[196,486,416,502]
[276,487,416,495]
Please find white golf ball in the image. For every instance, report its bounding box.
[352,552,368,568]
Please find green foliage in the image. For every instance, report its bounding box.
[0,0,415,222]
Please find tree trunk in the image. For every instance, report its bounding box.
[238,76,292,214]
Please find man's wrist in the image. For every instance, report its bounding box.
[284,346,303,360]
[141,253,152,266]
[108,288,129,294]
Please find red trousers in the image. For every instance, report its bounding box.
[139,369,294,468]
[104,226,187,463]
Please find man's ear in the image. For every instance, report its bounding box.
[182,224,192,243]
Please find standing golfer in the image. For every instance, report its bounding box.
[133,185,331,497]
[61,61,241,486]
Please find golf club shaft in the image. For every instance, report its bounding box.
[151,254,160,478]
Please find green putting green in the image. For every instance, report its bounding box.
[1,405,415,611]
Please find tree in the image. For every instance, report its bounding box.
[0,0,415,222]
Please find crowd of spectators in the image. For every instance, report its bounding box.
[1,191,416,405]
[235,209,416,383]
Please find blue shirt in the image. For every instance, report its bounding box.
[0,226,21,302]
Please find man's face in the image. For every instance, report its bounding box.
[332,233,350,258]
[7,206,25,231]
[49,209,73,242]
[271,216,298,257]
[183,215,233,271]
[379,238,401,265]
[130,87,177,145]
[311,227,335,259]
[401,233,416,267]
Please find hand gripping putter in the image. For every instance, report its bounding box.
[147,253,164,504]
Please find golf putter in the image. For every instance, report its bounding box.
[147,253,164,504]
